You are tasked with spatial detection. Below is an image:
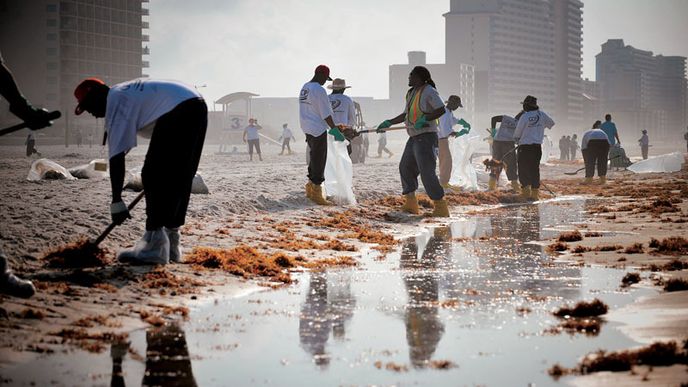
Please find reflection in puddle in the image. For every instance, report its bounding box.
[3,199,657,386]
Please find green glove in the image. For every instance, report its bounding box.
[457,118,471,130]
[376,120,392,132]
[456,129,469,137]
[328,127,345,142]
[489,127,496,138]
[414,115,428,130]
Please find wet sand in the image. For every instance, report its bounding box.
[0,143,686,385]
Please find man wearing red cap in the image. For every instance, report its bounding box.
[299,65,342,205]
[74,77,207,265]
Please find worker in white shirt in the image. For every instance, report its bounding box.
[513,95,555,200]
[581,120,611,184]
[74,77,207,265]
[638,130,649,160]
[299,65,343,205]
[279,123,295,155]
[437,95,469,189]
[489,111,523,192]
[328,78,357,154]
[243,118,262,161]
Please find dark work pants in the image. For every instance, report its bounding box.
[582,140,609,178]
[492,140,518,181]
[281,139,291,153]
[142,98,207,231]
[641,145,648,160]
[248,139,261,156]
[306,132,327,185]
[517,144,542,189]
[399,132,444,200]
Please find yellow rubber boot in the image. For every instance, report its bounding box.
[598,176,606,185]
[530,188,540,201]
[488,177,497,191]
[430,199,450,218]
[510,180,521,194]
[401,193,421,215]
[309,184,333,206]
[305,182,314,199]
[582,177,593,185]
[520,185,531,200]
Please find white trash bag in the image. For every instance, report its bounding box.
[449,132,482,190]
[323,136,356,205]
[27,158,76,181]
[68,159,109,179]
[124,169,209,194]
[540,135,553,165]
[628,152,684,174]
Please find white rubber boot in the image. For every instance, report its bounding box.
[118,228,170,265]
[165,227,182,263]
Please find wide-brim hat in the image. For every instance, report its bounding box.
[445,95,463,107]
[327,78,351,90]
[74,77,105,115]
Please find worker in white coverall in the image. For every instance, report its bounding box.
[74,77,207,265]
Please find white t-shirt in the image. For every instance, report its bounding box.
[494,115,518,142]
[281,127,293,140]
[299,81,334,137]
[244,124,261,140]
[328,93,356,127]
[404,84,444,137]
[514,110,555,145]
[582,128,610,150]
[438,106,456,139]
[105,79,201,158]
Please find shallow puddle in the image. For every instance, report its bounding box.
[4,199,657,386]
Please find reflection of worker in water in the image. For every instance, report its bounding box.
[110,323,197,387]
[298,271,356,368]
[401,227,449,368]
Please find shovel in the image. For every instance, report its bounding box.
[92,191,145,246]
[564,155,621,175]
[354,126,407,135]
[0,111,62,137]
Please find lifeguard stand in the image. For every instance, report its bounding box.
[214,92,259,153]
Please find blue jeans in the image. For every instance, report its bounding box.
[399,132,444,200]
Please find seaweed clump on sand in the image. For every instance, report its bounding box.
[553,299,608,318]
[663,278,688,292]
[185,245,295,284]
[620,272,641,287]
[649,236,688,255]
[547,241,569,253]
[549,340,688,378]
[43,238,111,268]
[558,230,582,242]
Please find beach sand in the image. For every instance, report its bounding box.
[0,144,686,384]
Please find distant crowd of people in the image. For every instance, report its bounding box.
[558,134,579,160]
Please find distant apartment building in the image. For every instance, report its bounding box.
[596,39,687,139]
[443,0,583,128]
[388,51,475,125]
[0,0,149,143]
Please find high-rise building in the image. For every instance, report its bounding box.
[596,39,687,139]
[443,0,583,128]
[0,0,149,143]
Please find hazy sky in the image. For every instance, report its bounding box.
[148,0,688,104]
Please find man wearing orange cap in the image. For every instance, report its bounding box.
[74,77,207,265]
[299,65,342,205]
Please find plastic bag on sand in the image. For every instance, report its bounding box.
[628,152,684,173]
[323,136,356,205]
[449,132,482,190]
[27,158,76,181]
[68,159,109,179]
[541,135,553,165]
[124,170,209,194]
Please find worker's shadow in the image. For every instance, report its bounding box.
[30,263,159,290]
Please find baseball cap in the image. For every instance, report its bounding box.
[74,77,106,115]
[315,65,332,81]
[446,95,463,107]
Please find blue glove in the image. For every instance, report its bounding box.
[456,118,471,130]
[376,120,391,133]
[414,115,428,130]
[328,127,345,142]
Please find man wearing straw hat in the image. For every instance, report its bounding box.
[328,78,356,144]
